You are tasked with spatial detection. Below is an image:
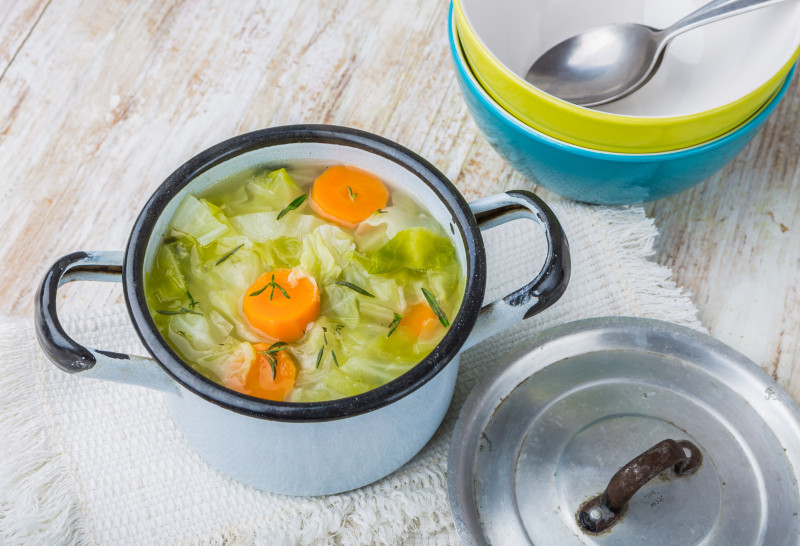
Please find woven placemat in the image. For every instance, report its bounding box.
[0,200,701,545]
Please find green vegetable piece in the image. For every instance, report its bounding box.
[249,285,268,297]
[261,341,288,354]
[249,273,291,300]
[186,290,198,309]
[369,228,455,274]
[254,236,303,269]
[170,195,230,246]
[335,281,376,298]
[265,353,278,380]
[387,312,403,337]
[157,307,202,316]
[215,243,244,266]
[148,244,188,305]
[277,194,308,220]
[258,341,287,380]
[271,282,290,300]
[299,225,356,285]
[323,369,371,398]
[253,168,301,201]
[315,346,325,369]
[422,287,450,327]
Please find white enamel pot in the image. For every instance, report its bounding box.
[34,125,570,496]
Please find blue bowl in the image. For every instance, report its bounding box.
[447,3,795,205]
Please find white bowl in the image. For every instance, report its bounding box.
[461,0,800,117]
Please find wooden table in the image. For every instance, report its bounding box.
[2,0,798,408]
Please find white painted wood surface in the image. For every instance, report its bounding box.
[1,0,798,407]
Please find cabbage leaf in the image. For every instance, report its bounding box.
[369,227,455,274]
[170,195,231,247]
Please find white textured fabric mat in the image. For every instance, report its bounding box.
[0,201,702,545]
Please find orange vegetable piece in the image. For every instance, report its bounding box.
[400,302,441,340]
[243,269,320,342]
[252,344,297,401]
[223,342,297,401]
[309,166,389,228]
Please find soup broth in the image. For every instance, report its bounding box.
[145,164,465,402]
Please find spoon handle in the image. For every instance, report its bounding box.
[661,0,789,41]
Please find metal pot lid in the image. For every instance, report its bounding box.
[448,317,800,545]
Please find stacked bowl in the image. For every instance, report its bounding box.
[449,0,800,204]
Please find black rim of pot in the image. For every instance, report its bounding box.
[123,124,486,422]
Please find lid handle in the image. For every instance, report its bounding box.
[577,439,703,534]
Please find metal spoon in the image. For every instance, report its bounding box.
[525,0,789,107]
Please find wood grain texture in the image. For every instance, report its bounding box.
[0,0,798,402]
[0,0,504,317]
[645,74,800,399]
[0,0,49,76]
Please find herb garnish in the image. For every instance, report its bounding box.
[315,346,325,369]
[387,313,403,337]
[346,186,357,200]
[249,284,269,297]
[258,342,288,380]
[260,341,288,355]
[422,288,450,327]
[157,290,202,315]
[322,326,328,345]
[277,194,308,220]
[157,307,202,316]
[372,208,387,215]
[215,243,243,266]
[331,350,339,367]
[335,281,375,298]
[249,273,291,300]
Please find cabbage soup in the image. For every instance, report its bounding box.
[145,163,465,402]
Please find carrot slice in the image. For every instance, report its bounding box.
[309,166,389,228]
[399,302,441,340]
[243,269,320,342]
[252,344,297,401]
[223,342,297,401]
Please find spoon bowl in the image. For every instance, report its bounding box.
[525,0,791,107]
[526,23,662,106]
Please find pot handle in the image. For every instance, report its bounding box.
[462,190,570,351]
[34,251,177,393]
